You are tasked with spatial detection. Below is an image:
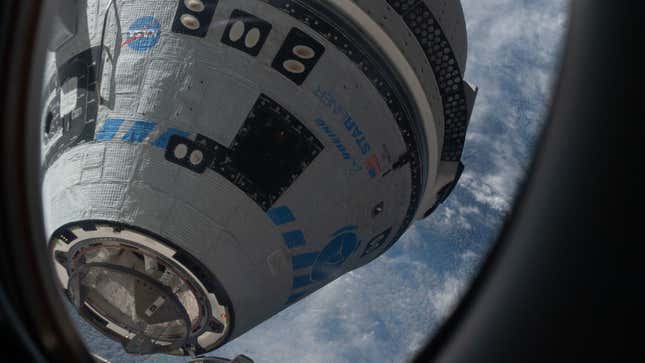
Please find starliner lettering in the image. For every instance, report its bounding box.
[315,117,363,173]
[314,85,371,155]
[314,85,381,178]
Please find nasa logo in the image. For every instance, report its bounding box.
[122,16,161,51]
[311,226,361,282]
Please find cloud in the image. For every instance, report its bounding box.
[459,0,569,213]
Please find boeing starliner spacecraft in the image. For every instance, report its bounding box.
[41,0,477,356]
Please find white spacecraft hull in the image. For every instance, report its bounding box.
[42,0,475,355]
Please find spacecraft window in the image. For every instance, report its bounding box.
[29,0,567,362]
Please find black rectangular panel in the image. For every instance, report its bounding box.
[229,94,323,202]
[221,9,272,57]
[271,28,325,85]
[171,0,219,38]
[211,95,323,210]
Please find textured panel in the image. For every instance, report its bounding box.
[388,0,469,161]
[137,59,186,117]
